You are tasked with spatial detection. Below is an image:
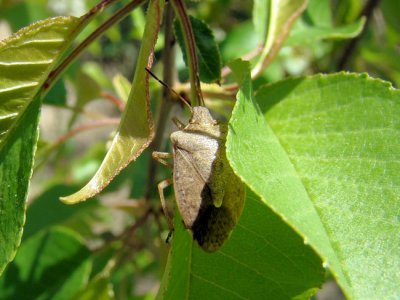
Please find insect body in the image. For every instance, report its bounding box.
[158,106,245,252]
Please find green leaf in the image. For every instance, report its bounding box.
[43,78,67,106]
[65,68,103,130]
[23,184,100,240]
[253,0,270,41]
[0,16,80,274]
[0,16,79,147]
[288,18,365,45]
[0,1,51,31]
[75,69,102,107]
[334,0,364,25]
[79,61,113,91]
[72,275,114,300]
[283,0,365,49]
[286,10,365,45]
[252,0,307,77]
[360,46,400,87]
[0,97,41,275]
[381,0,400,32]
[175,15,222,83]
[130,7,146,40]
[158,191,324,299]
[112,73,131,103]
[228,65,400,299]
[61,0,165,204]
[0,227,92,300]
[302,0,332,27]
[220,21,259,62]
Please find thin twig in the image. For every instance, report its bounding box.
[170,0,204,106]
[45,103,110,120]
[53,118,120,146]
[85,0,121,17]
[43,0,147,92]
[100,91,126,111]
[93,207,153,253]
[34,117,120,171]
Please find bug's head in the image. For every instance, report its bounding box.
[190,107,217,125]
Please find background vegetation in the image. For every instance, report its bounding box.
[0,0,398,299]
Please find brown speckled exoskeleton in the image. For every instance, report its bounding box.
[153,106,245,252]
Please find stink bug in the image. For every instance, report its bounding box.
[149,69,245,252]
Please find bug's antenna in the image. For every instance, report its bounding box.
[145,68,193,112]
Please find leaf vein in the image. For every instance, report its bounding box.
[190,272,248,299]
[0,82,39,93]
[0,60,53,66]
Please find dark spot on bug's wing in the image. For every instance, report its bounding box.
[192,204,235,252]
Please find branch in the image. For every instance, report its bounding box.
[43,0,147,92]
[170,0,204,106]
[34,118,120,171]
[100,91,126,112]
[53,118,120,146]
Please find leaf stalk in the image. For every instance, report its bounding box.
[43,0,147,93]
[170,0,204,107]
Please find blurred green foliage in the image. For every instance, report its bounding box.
[0,0,398,299]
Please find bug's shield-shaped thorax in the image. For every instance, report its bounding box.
[170,107,245,252]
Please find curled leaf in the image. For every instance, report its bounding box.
[61,0,165,204]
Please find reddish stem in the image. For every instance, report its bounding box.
[101,91,126,111]
[54,118,120,146]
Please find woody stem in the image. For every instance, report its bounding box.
[170,0,204,107]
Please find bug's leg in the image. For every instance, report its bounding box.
[157,178,174,242]
[152,151,173,168]
[153,152,174,242]
[165,228,174,244]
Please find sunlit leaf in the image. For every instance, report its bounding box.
[252,0,307,77]
[0,16,80,274]
[227,59,400,299]
[253,0,270,40]
[0,17,79,146]
[61,0,165,204]
[112,73,131,103]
